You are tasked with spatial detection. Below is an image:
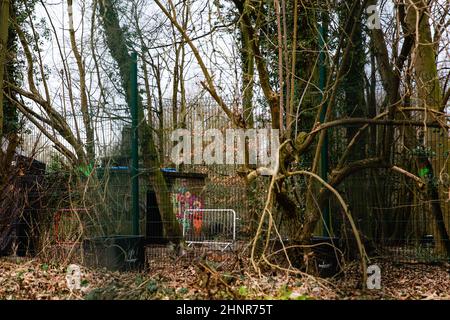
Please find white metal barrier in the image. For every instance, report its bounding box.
[182,209,237,251]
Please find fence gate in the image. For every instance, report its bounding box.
[182,209,236,251]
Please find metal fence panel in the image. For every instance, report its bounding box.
[182,209,237,251]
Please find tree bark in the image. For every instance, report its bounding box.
[0,0,10,138]
[405,0,450,254]
[98,0,182,243]
[67,0,95,161]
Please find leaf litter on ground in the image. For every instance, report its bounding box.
[0,256,448,300]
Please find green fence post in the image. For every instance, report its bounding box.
[130,51,140,236]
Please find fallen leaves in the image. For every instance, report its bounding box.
[0,256,449,300]
[333,260,450,300]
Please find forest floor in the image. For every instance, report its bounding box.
[0,256,449,300]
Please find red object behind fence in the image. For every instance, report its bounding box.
[53,208,88,244]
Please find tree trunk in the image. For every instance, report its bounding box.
[340,0,369,237]
[406,0,450,254]
[67,0,95,161]
[0,0,10,138]
[98,0,182,243]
